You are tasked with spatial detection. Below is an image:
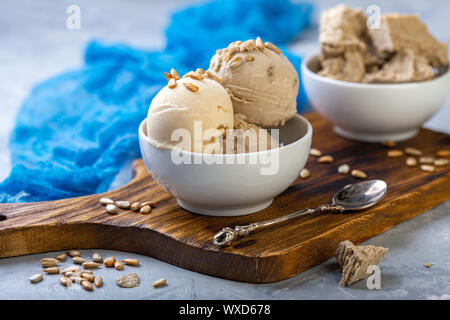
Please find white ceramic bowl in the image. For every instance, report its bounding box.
[301,54,450,142]
[138,114,312,216]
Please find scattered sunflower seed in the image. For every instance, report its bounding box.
[141,201,156,208]
[309,148,322,157]
[69,250,81,257]
[122,258,140,266]
[152,278,167,288]
[106,204,119,215]
[387,150,404,158]
[140,205,151,214]
[436,150,450,157]
[405,147,422,156]
[338,164,350,174]
[40,258,59,268]
[72,257,87,265]
[59,276,72,287]
[164,72,172,81]
[29,273,43,283]
[115,200,131,210]
[116,273,140,288]
[434,158,449,167]
[406,157,417,167]
[264,42,282,53]
[61,266,80,274]
[420,165,435,172]
[56,253,67,262]
[419,156,434,164]
[183,82,199,93]
[94,276,103,288]
[81,272,95,282]
[92,252,102,263]
[114,260,124,271]
[381,140,396,147]
[299,168,310,179]
[351,169,367,179]
[131,202,141,211]
[424,262,433,268]
[244,54,254,62]
[255,37,264,50]
[82,262,101,269]
[99,197,114,205]
[318,155,333,163]
[82,280,93,291]
[43,267,60,274]
[228,56,244,69]
[104,256,115,267]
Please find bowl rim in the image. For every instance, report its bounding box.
[301,52,450,89]
[139,113,313,157]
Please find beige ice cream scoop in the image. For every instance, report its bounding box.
[147,74,234,153]
[208,38,299,127]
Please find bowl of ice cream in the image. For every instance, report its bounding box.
[301,5,450,142]
[139,38,311,216]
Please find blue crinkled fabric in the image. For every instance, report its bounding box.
[0,0,313,203]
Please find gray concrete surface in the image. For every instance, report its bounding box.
[0,0,449,299]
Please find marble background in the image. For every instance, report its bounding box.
[0,0,449,299]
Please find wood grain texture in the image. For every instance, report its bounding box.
[0,112,449,283]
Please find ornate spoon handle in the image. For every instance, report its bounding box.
[213,204,345,246]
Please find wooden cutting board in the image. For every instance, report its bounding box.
[0,112,449,283]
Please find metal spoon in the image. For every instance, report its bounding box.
[213,179,387,246]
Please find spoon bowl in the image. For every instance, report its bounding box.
[332,180,387,210]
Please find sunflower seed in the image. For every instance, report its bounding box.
[104,256,115,267]
[70,276,85,284]
[72,257,87,265]
[338,164,350,174]
[56,253,67,262]
[242,39,256,51]
[168,78,177,88]
[309,148,322,157]
[255,37,264,50]
[140,205,151,214]
[130,202,141,211]
[420,165,435,172]
[116,273,140,288]
[205,70,222,83]
[59,276,72,287]
[44,267,60,274]
[69,250,81,257]
[264,42,282,54]
[152,278,167,288]
[381,140,396,147]
[141,201,156,208]
[436,150,450,157]
[351,169,367,179]
[99,197,114,205]
[406,157,417,167]
[318,155,333,163]
[405,147,422,156]
[183,82,199,93]
[424,262,433,268]
[228,56,244,69]
[299,168,310,179]
[114,260,124,270]
[115,200,131,210]
[434,158,449,166]
[244,54,254,62]
[29,273,43,283]
[170,68,180,80]
[387,150,404,158]
[40,258,59,268]
[82,280,93,291]
[82,262,101,269]
[81,272,95,282]
[61,266,80,274]
[122,258,139,266]
[106,204,119,215]
[92,252,102,263]
[419,156,434,164]
[94,276,103,288]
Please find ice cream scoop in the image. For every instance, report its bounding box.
[208,38,299,127]
[146,71,234,153]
